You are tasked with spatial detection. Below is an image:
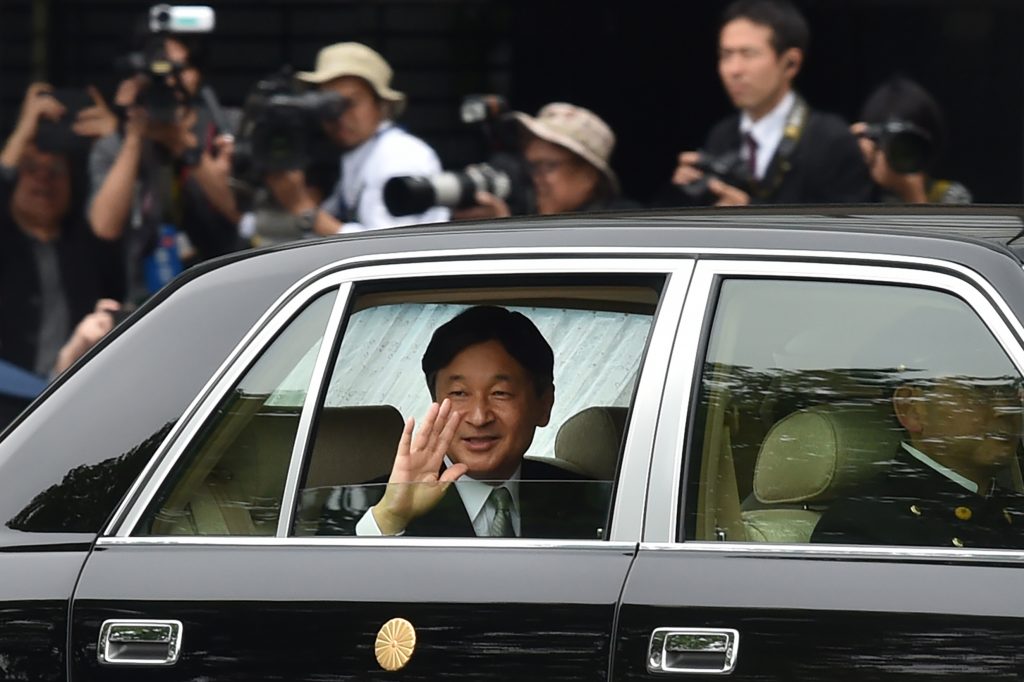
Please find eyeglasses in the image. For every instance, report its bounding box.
[19,158,69,179]
[526,159,571,177]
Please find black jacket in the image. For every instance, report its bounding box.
[319,458,610,540]
[0,172,124,374]
[703,105,873,204]
[811,448,1024,549]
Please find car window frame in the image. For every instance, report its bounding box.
[103,255,694,545]
[646,257,1024,562]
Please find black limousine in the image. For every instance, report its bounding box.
[2,206,1024,680]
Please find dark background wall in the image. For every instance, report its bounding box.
[2,0,1022,203]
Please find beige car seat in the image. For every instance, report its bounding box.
[526,406,627,480]
[742,403,903,543]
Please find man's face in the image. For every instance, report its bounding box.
[163,38,200,98]
[903,378,1023,476]
[11,145,70,228]
[320,76,386,149]
[718,18,797,120]
[435,339,554,480]
[525,137,601,215]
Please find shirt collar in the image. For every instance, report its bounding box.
[444,456,521,520]
[739,90,795,146]
[901,442,979,494]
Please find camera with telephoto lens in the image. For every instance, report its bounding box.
[859,120,933,174]
[679,150,752,200]
[229,68,348,196]
[114,5,215,124]
[383,95,535,216]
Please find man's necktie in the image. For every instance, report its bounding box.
[744,132,759,181]
[488,487,515,537]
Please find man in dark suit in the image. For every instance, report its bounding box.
[812,316,1024,549]
[672,0,871,205]
[344,305,608,539]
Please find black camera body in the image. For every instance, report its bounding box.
[860,120,933,174]
[383,94,535,217]
[231,69,349,190]
[679,150,752,200]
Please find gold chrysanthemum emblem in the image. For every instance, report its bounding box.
[375,617,416,671]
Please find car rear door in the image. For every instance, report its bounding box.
[614,257,1024,680]
[69,255,693,680]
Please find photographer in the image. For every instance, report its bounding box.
[252,42,448,236]
[88,21,239,303]
[852,76,970,204]
[671,0,871,205]
[455,102,633,219]
[0,84,124,377]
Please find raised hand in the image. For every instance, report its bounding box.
[372,399,466,535]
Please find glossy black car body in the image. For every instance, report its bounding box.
[3,205,1024,680]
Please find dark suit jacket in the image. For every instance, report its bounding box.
[703,104,873,204]
[811,449,1024,549]
[318,458,611,540]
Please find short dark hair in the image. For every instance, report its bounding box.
[421,306,554,397]
[860,75,947,165]
[721,0,810,55]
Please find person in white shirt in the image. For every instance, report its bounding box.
[264,42,448,235]
[671,0,870,205]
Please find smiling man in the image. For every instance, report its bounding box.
[672,0,871,205]
[355,305,605,539]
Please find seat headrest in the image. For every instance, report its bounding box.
[753,403,902,504]
[306,405,405,488]
[552,406,627,480]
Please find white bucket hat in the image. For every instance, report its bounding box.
[513,102,619,194]
[297,42,406,116]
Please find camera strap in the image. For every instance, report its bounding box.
[750,94,808,200]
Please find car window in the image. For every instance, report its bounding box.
[134,290,336,536]
[294,277,662,539]
[686,278,1024,550]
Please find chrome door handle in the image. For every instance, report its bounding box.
[647,627,739,674]
[98,619,183,666]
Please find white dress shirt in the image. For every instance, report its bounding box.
[323,121,450,233]
[739,91,795,181]
[356,458,522,536]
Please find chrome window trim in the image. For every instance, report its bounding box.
[646,259,1024,543]
[95,535,637,551]
[287,245,1024,351]
[639,541,1024,563]
[109,256,690,541]
[274,288,351,537]
[103,245,1024,539]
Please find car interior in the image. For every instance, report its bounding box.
[142,276,661,538]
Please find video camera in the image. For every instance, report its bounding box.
[115,5,215,124]
[383,95,535,216]
[229,68,349,198]
[858,120,933,174]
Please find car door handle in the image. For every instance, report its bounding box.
[97,619,183,666]
[647,627,739,674]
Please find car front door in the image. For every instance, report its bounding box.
[615,258,1024,680]
[69,255,693,680]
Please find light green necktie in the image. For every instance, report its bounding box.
[488,486,515,537]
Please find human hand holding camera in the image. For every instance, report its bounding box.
[673,150,750,206]
[452,191,512,220]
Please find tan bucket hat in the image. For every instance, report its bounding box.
[297,42,406,116]
[513,103,619,193]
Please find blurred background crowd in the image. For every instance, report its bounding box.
[0,0,1018,400]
